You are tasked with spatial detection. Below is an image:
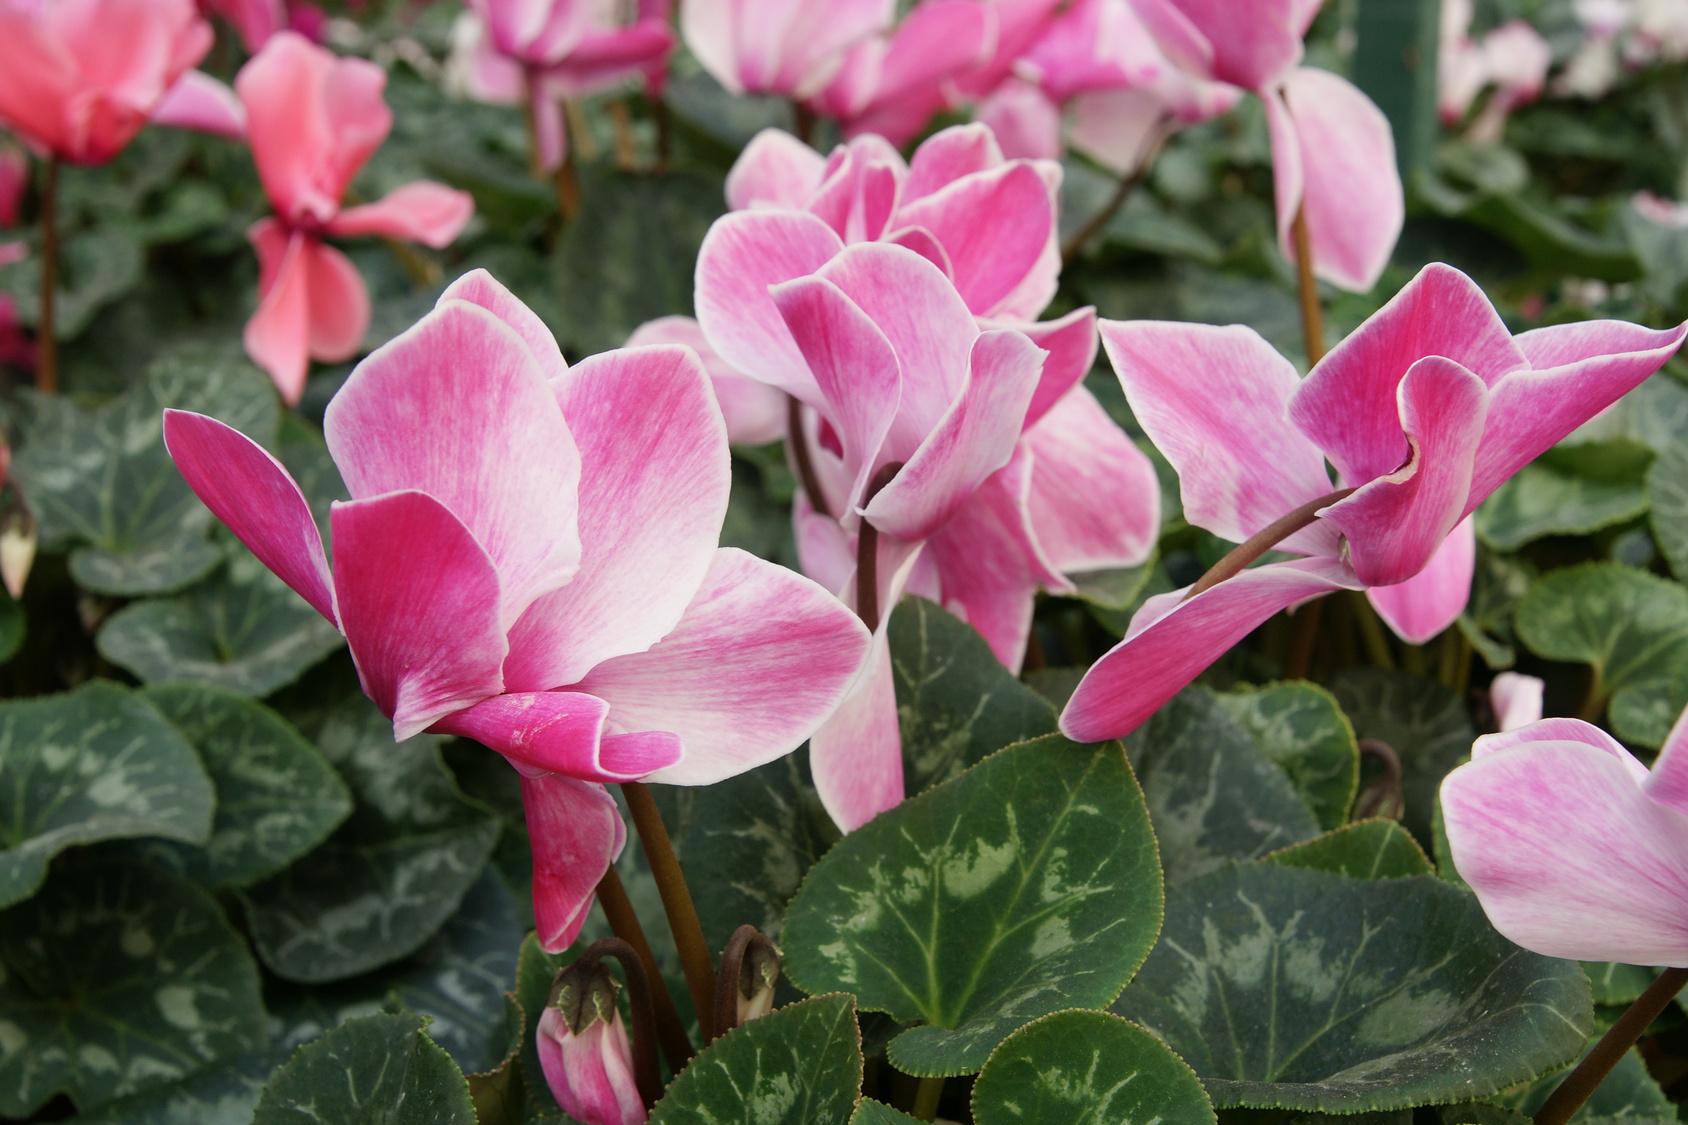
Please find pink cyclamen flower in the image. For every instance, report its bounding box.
[1126,0,1402,292]
[1441,706,1688,965]
[1061,262,1687,742]
[164,269,871,949]
[236,32,475,403]
[625,316,786,447]
[0,0,212,165]
[537,1006,645,1125]
[681,0,896,99]
[1490,671,1545,732]
[200,0,325,51]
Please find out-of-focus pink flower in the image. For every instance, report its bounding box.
[537,1004,645,1125]
[450,0,675,172]
[681,0,896,100]
[1634,190,1688,228]
[1441,2,1553,143]
[0,294,35,373]
[151,70,248,140]
[0,143,25,227]
[1441,705,1688,965]
[0,0,213,165]
[1490,671,1545,732]
[200,0,325,51]
[235,32,474,402]
[1125,0,1403,292]
[1061,263,1687,742]
[165,270,871,948]
[625,316,787,447]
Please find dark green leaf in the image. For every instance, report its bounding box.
[251,1011,475,1125]
[0,681,213,908]
[1515,562,1688,746]
[240,696,499,983]
[1128,688,1320,884]
[890,597,1059,796]
[1648,440,1688,582]
[850,1101,921,1124]
[513,932,568,1118]
[97,545,346,696]
[1326,668,1476,843]
[971,1010,1216,1125]
[1581,961,1658,1006]
[131,683,352,888]
[1112,865,1593,1112]
[647,994,862,1125]
[1264,820,1435,880]
[1216,683,1358,831]
[0,860,266,1116]
[10,350,278,596]
[0,227,145,339]
[782,734,1163,1076]
[64,1050,282,1125]
[0,591,23,665]
[1477,452,1652,552]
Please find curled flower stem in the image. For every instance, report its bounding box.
[787,396,832,521]
[713,924,780,1037]
[593,863,695,1071]
[570,936,664,1109]
[1292,202,1326,366]
[1182,487,1356,601]
[1060,114,1174,265]
[855,461,905,633]
[37,157,59,395]
[1534,967,1688,1125]
[1352,738,1404,821]
[621,780,719,1043]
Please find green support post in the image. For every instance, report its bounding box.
[1352,0,1442,177]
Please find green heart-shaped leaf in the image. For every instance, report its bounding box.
[1476,440,1653,552]
[1217,683,1359,830]
[1112,864,1593,1112]
[59,1050,282,1125]
[1265,820,1434,880]
[251,1010,475,1125]
[1648,440,1688,582]
[971,1010,1216,1125]
[0,860,266,1117]
[782,734,1162,1077]
[0,681,213,908]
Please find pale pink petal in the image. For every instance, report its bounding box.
[330,490,508,739]
[1365,515,1475,644]
[1136,0,1304,88]
[694,209,847,399]
[324,182,475,248]
[985,306,1099,430]
[0,243,26,269]
[759,0,898,99]
[810,630,903,831]
[678,0,743,93]
[243,222,313,404]
[303,239,370,363]
[451,12,528,104]
[440,268,568,382]
[626,315,787,446]
[1490,670,1545,733]
[1647,706,1688,813]
[538,1009,644,1125]
[324,299,582,627]
[503,345,730,691]
[1319,357,1488,586]
[151,70,246,139]
[1070,87,1171,176]
[725,127,827,211]
[163,410,335,623]
[1280,67,1403,293]
[977,81,1065,163]
[1289,263,1527,487]
[1441,740,1688,965]
[578,548,871,786]
[893,161,1055,318]
[1059,557,1362,741]
[863,329,1045,541]
[1124,0,1216,79]
[793,490,856,596]
[1099,319,1334,550]
[432,692,685,783]
[522,773,625,952]
[1472,717,1645,774]
[903,122,1005,202]
[1470,319,1688,508]
[1022,385,1160,573]
[1263,85,1305,280]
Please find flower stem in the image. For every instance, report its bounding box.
[1533,967,1688,1125]
[855,461,905,633]
[1060,115,1174,264]
[787,396,832,521]
[1183,487,1355,601]
[593,863,695,1072]
[794,103,816,147]
[911,1075,945,1121]
[1283,599,1323,680]
[36,157,59,395]
[714,924,780,1037]
[1292,202,1325,366]
[620,781,718,1043]
[573,936,664,1108]
[1352,593,1397,669]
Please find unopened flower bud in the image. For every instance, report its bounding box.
[538,961,647,1125]
[1,505,36,601]
[736,939,780,1025]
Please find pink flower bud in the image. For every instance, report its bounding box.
[537,975,647,1125]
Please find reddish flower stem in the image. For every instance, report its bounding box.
[1060,114,1174,265]
[787,395,832,521]
[1292,202,1326,366]
[854,461,905,633]
[1182,487,1356,601]
[621,780,718,1043]
[1534,968,1688,1125]
[592,864,695,1072]
[36,157,59,395]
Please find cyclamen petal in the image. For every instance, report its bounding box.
[809,630,903,831]
[429,692,686,783]
[442,268,569,383]
[1489,670,1545,733]
[303,239,371,364]
[1365,515,1476,644]
[624,316,787,447]
[524,773,627,953]
[325,182,476,248]
[726,128,828,211]
[243,222,314,404]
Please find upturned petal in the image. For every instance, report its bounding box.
[440,268,568,382]
[725,127,827,211]
[1489,670,1545,733]
[902,122,1006,202]
[893,160,1055,317]
[1132,0,1305,88]
[537,1007,646,1125]
[302,239,371,364]
[151,70,246,139]
[809,630,904,831]
[1021,385,1160,573]
[989,306,1099,430]
[431,692,684,783]
[1365,515,1475,644]
[625,316,787,446]
[523,773,626,952]
[324,182,476,248]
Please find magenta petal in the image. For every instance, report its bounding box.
[1099,319,1334,550]
[1023,385,1160,573]
[163,410,336,623]
[1470,319,1688,507]
[1143,0,1304,89]
[439,268,568,383]
[243,222,312,404]
[576,548,871,786]
[863,329,1044,541]
[323,181,474,248]
[325,298,582,627]
[1289,263,1527,486]
[1319,356,1488,586]
[903,122,1004,200]
[1060,558,1362,741]
[809,630,904,831]
[331,490,508,739]
[503,345,730,692]
[726,127,826,210]
[522,773,625,952]
[1441,741,1688,965]
[987,306,1099,430]
[894,161,1054,317]
[1281,67,1403,294]
[1365,515,1475,644]
[694,209,847,398]
[430,691,683,783]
